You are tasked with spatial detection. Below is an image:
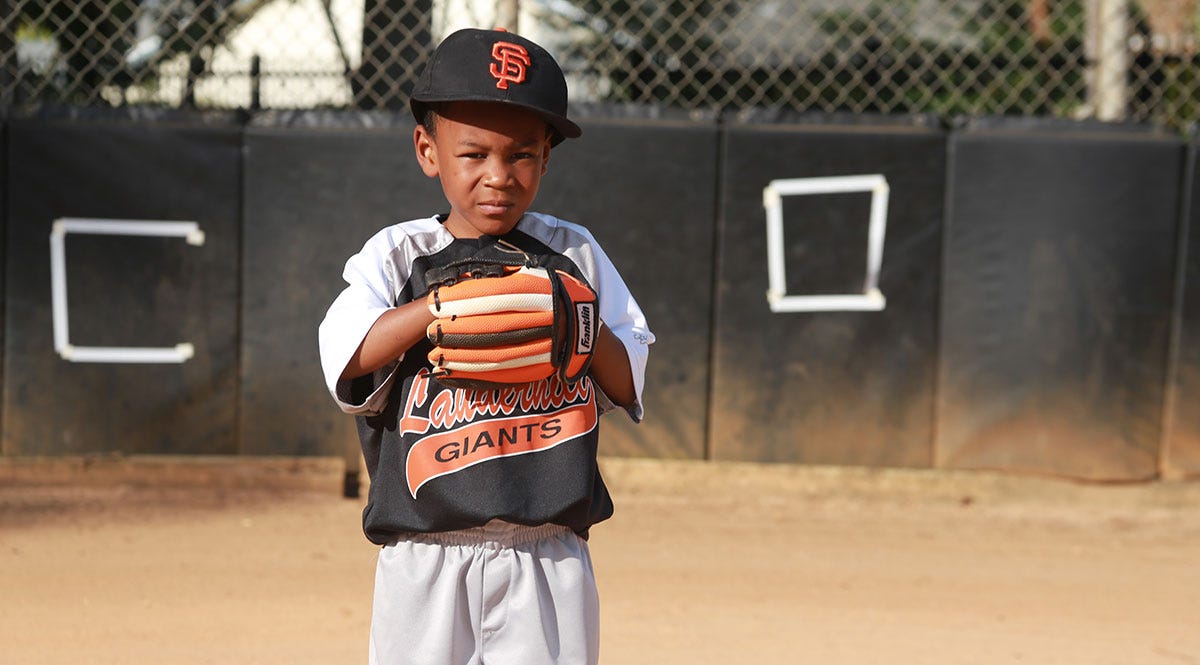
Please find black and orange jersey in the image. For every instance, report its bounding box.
[319,212,653,542]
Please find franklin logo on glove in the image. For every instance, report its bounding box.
[576,302,595,354]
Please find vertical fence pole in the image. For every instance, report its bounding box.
[1087,0,1130,121]
[249,54,261,111]
[184,53,204,107]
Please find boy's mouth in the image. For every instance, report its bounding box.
[478,201,512,216]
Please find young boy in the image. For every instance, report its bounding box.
[318,27,653,665]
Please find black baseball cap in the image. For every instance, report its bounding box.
[409,28,582,146]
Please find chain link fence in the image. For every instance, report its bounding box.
[3,0,1199,127]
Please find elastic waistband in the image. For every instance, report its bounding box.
[401,520,572,549]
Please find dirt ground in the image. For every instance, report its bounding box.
[2,455,1199,665]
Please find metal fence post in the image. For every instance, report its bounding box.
[249,54,261,111]
[1087,0,1130,121]
[184,53,204,107]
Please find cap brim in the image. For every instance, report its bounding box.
[410,97,581,147]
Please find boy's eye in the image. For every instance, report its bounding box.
[511,152,535,161]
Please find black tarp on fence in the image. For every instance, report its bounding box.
[3,109,1199,483]
[937,119,1184,481]
[3,110,242,455]
[1164,139,1200,479]
[710,113,945,467]
[240,111,441,461]
[537,109,720,460]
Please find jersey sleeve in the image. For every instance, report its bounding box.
[582,233,655,423]
[318,228,406,416]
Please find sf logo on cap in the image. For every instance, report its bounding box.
[490,42,530,89]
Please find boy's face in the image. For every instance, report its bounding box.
[414,101,553,238]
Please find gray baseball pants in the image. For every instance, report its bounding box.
[369,520,600,665]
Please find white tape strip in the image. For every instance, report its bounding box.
[763,175,890,313]
[49,218,204,364]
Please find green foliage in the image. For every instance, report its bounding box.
[15,22,55,42]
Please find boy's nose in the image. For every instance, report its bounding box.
[483,159,513,188]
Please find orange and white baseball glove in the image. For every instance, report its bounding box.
[425,263,599,390]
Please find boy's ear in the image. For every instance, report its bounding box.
[541,135,552,175]
[413,124,439,178]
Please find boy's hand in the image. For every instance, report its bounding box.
[426,266,598,390]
